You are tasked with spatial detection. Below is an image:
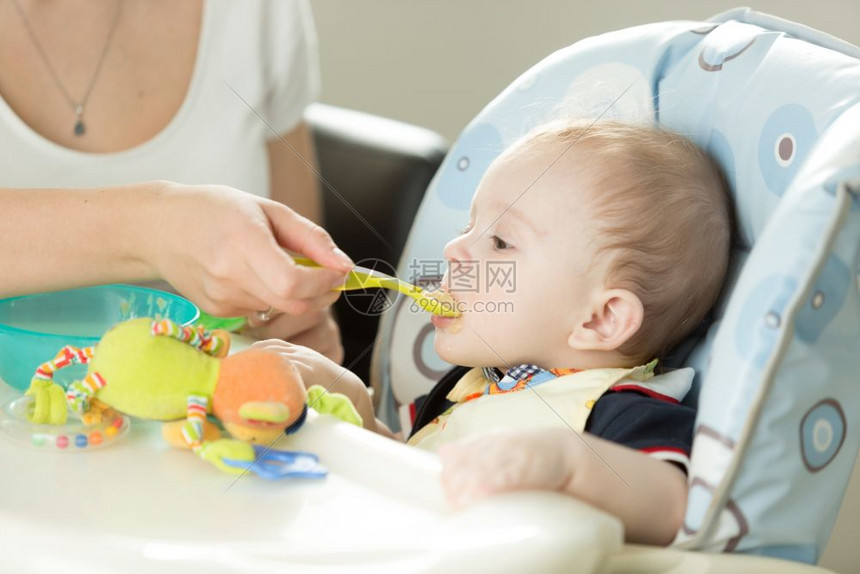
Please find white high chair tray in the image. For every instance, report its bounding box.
[0,380,622,574]
[0,379,841,574]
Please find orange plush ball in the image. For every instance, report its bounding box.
[211,349,307,444]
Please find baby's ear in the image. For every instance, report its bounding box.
[568,289,643,352]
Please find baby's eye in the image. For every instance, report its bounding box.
[460,223,474,235]
[491,235,512,250]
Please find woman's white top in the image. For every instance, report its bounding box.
[0,0,319,198]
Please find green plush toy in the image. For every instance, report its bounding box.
[26,317,362,474]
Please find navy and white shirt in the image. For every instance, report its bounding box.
[409,365,696,473]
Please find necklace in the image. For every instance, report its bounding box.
[10,0,123,137]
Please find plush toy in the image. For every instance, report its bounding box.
[25,317,361,475]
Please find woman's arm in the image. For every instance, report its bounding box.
[0,184,158,297]
[0,182,351,315]
[439,428,688,546]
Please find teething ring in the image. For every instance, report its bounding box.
[0,395,130,451]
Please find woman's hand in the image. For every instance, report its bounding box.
[139,181,352,318]
[243,307,344,364]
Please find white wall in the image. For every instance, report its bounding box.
[312,0,860,141]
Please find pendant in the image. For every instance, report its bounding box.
[74,106,85,137]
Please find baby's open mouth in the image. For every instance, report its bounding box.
[430,290,464,333]
[420,293,460,318]
[431,314,464,335]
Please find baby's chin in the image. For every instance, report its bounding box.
[433,330,492,368]
[433,330,468,365]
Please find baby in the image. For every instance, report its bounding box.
[267,119,731,546]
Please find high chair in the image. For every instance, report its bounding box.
[370,7,860,573]
[0,8,857,574]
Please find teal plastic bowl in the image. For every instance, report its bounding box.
[0,285,199,391]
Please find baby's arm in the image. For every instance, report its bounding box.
[439,428,688,546]
[249,339,396,438]
[316,367,396,439]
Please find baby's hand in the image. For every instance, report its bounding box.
[438,428,576,509]
[249,338,348,391]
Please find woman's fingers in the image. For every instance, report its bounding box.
[244,234,346,307]
[195,281,270,318]
[147,183,351,321]
[263,201,353,272]
[244,309,324,338]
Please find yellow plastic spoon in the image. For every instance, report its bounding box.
[196,257,462,331]
[293,257,461,317]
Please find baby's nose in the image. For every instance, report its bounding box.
[444,234,470,264]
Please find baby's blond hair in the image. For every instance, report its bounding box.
[524,120,732,364]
